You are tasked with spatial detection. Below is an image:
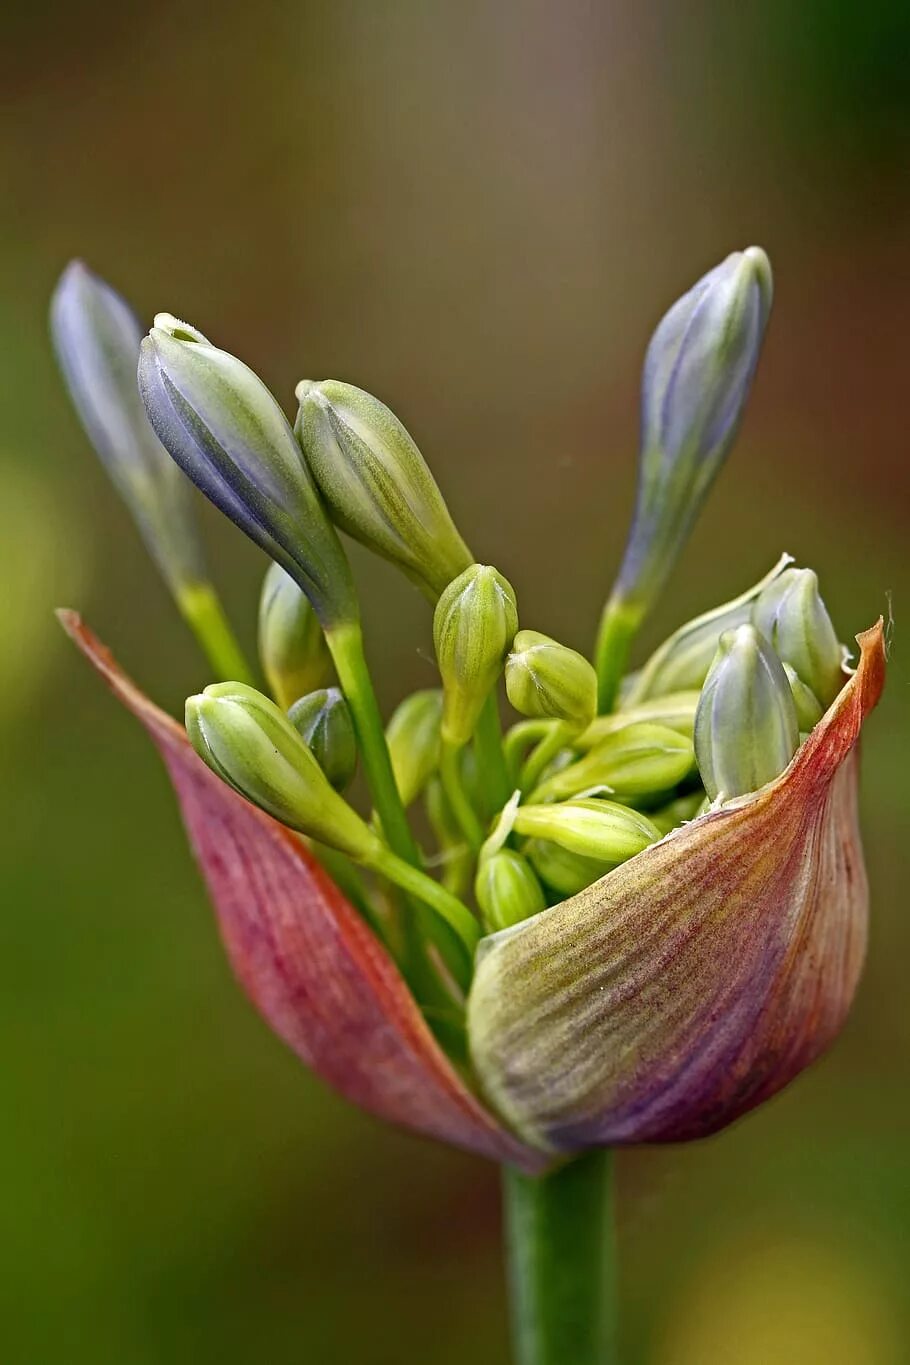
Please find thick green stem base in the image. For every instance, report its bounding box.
[503,1151,617,1365]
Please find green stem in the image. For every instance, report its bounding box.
[503,1151,617,1365]
[475,692,512,812]
[177,580,254,683]
[371,848,479,984]
[440,739,485,852]
[504,720,552,784]
[519,722,573,794]
[593,596,643,714]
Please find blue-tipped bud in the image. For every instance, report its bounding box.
[433,564,519,746]
[752,567,845,706]
[287,687,357,791]
[386,689,443,807]
[694,624,800,802]
[50,262,205,594]
[505,631,597,733]
[139,317,357,627]
[475,849,546,932]
[294,380,472,599]
[258,562,333,710]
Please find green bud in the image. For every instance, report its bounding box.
[475,849,546,932]
[386,689,443,807]
[186,681,379,859]
[578,690,699,749]
[694,624,799,802]
[258,562,333,709]
[287,687,357,790]
[505,630,597,732]
[524,839,616,898]
[294,380,472,599]
[783,663,824,732]
[513,798,660,863]
[752,567,845,706]
[530,722,694,804]
[624,556,792,705]
[433,564,519,746]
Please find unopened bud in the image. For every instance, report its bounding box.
[295,380,472,599]
[752,567,845,706]
[695,624,799,801]
[287,687,357,790]
[531,722,694,804]
[386,689,443,807]
[524,839,616,898]
[186,681,379,859]
[258,562,333,709]
[434,564,518,745]
[475,849,546,932]
[139,317,356,627]
[782,663,824,733]
[578,690,699,749]
[512,798,660,863]
[505,631,597,732]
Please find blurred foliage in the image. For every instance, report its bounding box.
[1,2,908,1362]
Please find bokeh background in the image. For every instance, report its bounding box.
[3,3,909,1362]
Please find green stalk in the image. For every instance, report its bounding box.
[440,739,485,852]
[519,722,573,794]
[177,580,254,684]
[475,692,512,811]
[503,1151,617,1365]
[593,596,643,714]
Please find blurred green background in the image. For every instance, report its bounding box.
[3,3,908,1362]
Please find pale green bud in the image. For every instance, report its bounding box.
[294,380,472,599]
[524,839,616,898]
[186,681,380,859]
[782,663,824,732]
[512,799,660,863]
[505,630,597,732]
[258,562,333,709]
[752,567,845,706]
[530,722,694,804]
[475,849,546,932]
[433,564,519,746]
[386,689,443,807]
[578,690,699,749]
[694,624,800,801]
[287,687,357,790]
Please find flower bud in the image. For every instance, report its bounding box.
[139,317,357,627]
[524,839,616,899]
[695,624,799,801]
[258,562,333,709]
[287,687,357,791]
[783,663,824,733]
[530,723,694,804]
[505,631,597,732]
[475,849,546,932]
[50,262,206,594]
[578,690,699,749]
[433,564,518,746]
[386,689,443,807]
[512,799,660,863]
[294,380,472,599]
[752,567,845,706]
[186,681,379,859]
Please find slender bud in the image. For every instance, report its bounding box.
[531,723,694,804]
[258,562,333,709]
[475,849,546,932]
[752,567,845,706]
[287,687,357,790]
[50,262,206,595]
[139,317,357,627]
[386,689,443,807]
[186,681,380,859]
[294,380,472,599]
[433,564,518,746]
[578,690,699,749]
[505,631,597,732]
[513,799,660,862]
[783,663,825,733]
[525,839,616,898]
[695,625,799,801]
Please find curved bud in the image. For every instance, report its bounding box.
[512,799,660,864]
[50,262,206,595]
[258,562,333,709]
[294,380,472,599]
[287,687,357,791]
[467,621,885,1153]
[530,723,694,804]
[139,317,357,627]
[186,681,378,859]
[783,663,825,733]
[386,689,443,807]
[695,625,799,802]
[525,839,616,899]
[577,691,699,749]
[752,567,845,706]
[475,849,546,932]
[434,564,519,746]
[506,631,597,732]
